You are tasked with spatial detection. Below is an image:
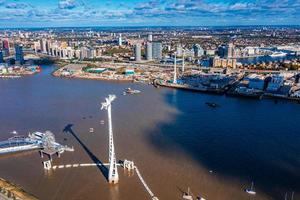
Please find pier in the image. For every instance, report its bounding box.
[0,136,41,154]
[0,131,74,157]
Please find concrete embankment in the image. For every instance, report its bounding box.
[156,81,225,94]
[0,178,38,200]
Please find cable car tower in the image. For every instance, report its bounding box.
[101,95,119,184]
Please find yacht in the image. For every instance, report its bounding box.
[124,88,141,95]
[269,52,287,57]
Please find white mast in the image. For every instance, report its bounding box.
[101,95,119,184]
[182,50,185,73]
[173,53,177,84]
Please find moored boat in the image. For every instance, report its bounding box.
[124,88,141,94]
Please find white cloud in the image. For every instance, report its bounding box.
[59,0,76,9]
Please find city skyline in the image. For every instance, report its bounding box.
[0,0,300,28]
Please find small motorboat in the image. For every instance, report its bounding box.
[245,182,256,195]
[89,128,94,133]
[10,130,18,135]
[100,120,105,124]
[124,88,141,94]
[182,187,193,200]
[205,102,219,108]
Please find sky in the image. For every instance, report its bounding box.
[0,0,299,28]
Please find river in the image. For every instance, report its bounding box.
[0,65,299,200]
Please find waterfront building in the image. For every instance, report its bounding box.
[75,49,81,58]
[0,51,4,63]
[152,42,162,60]
[134,43,141,61]
[182,49,194,59]
[147,34,153,42]
[46,40,52,54]
[40,39,47,54]
[66,48,74,59]
[2,39,10,56]
[213,56,236,68]
[15,44,24,65]
[118,34,122,46]
[266,75,284,92]
[146,42,152,60]
[193,44,204,57]
[227,43,234,58]
[245,74,265,90]
[34,41,40,53]
[218,45,226,58]
[205,49,216,56]
[2,39,9,50]
[51,47,56,57]
[80,47,92,60]
[218,43,234,58]
[60,49,67,59]
[176,44,183,57]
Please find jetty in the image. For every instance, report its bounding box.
[0,131,74,159]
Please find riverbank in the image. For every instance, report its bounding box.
[156,81,225,94]
[0,178,38,200]
[0,71,36,78]
[0,66,41,79]
[52,63,148,82]
[157,80,300,102]
[52,67,135,82]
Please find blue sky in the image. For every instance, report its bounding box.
[0,0,299,27]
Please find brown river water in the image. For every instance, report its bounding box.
[0,65,299,200]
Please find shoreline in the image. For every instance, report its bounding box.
[52,65,137,83]
[52,64,300,102]
[157,80,300,102]
[0,178,38,200]
[52,70,135,82]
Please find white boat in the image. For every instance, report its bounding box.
[10,130,18,135]
[124,88,141,94]
[245,182,256,195]
[269,52,287,57]
[89,128,94,133]
[182,187,193,200]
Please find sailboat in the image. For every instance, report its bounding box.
[285,191,295,200]
[182,187,194,200]
[245,182,256,195]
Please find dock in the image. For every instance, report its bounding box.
[0,131,74,158]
